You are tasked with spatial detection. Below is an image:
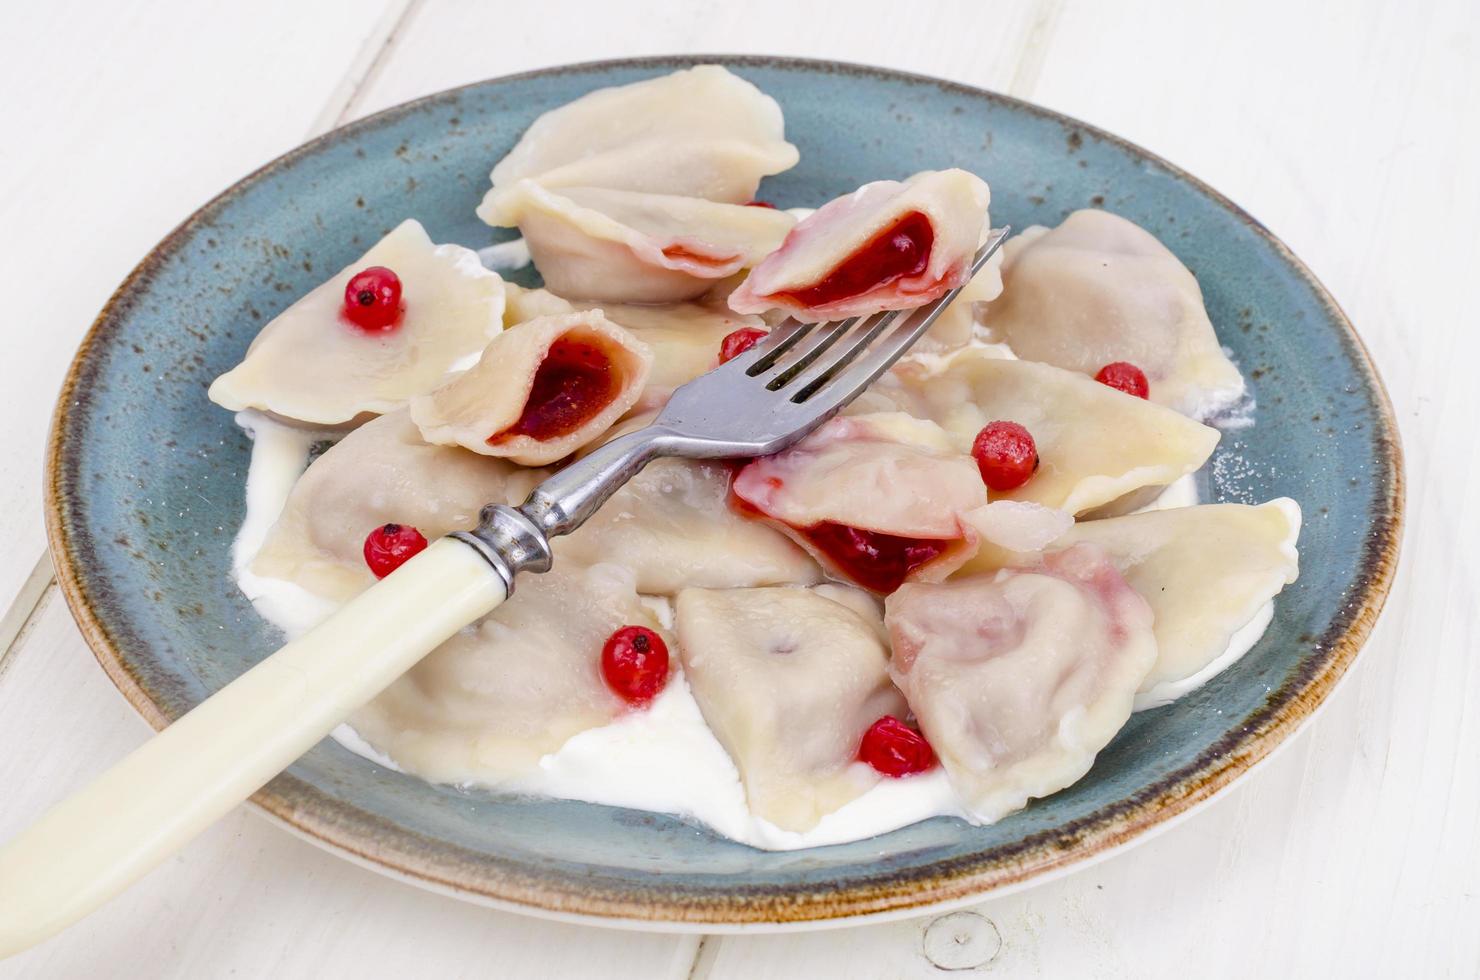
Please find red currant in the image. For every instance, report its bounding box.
[362,523,428,578]
[859,716,936,777]
[718,326,768,364]
[601,626,670,705]
[971,421,1039,491]
[1094,361,1150,399]
[343,266,403,332]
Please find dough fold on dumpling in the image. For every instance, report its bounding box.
[885,544,1157,822]
[732,413,989,593]
[555,454,819,594]
[981,209,1245,418]
[962,500,1302,703]
[480,65,798,216]
[915,249,1005,354]
[410,309,651,465]
[594,300,768,410]
[674,587,907,831]
[488,181,795,303]
[887,350,1220,515]
[728,169,991,321]
[209,219,505,426]
[252,412,543,602]
[352,563,662,784]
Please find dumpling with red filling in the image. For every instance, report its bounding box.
[885,544,1156,822]
[981,210,1245,418]
[252,412,544,602]
[675,586,906,831]
[486,181,796,303]
[209,220,505,427]
[732,413,988,593]
[409,310,652,465]
[353,563,664,784]
[480,65,799,211]
[728,169,991,321]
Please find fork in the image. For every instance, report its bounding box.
[0,228,1008,958]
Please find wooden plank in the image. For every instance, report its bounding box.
[0,0,407,621]
[0,590,698,979]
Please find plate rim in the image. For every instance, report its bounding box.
[42,53,1405,928]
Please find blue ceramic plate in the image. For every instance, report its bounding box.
[45,57,1402,929]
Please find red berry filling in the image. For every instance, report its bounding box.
[718,327,768,363]
[342,266,403,332]
[777,210,935,307]
[799,522,951,595]
[489,338,617,444]
[745,200,778,209]
[1094,361,1150,399]
[601,625,670,705]
[971,420,1039,491]
[859,716,936,777]
[362,523,428,578]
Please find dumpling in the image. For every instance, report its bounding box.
[553,453,820,594]
[252,412,542,602]
[732,413,989,593]
[728,169,991,321]
[209,220,505,426]
[889,350,1219,515]
[885,544,1157,822]
[674,586,906,831]
[479,65,798,215]
[980,210,1245,418]
[409,310,652,465]
[486,181,796,303]
[967,501,1302,704]
[352,563,663,784]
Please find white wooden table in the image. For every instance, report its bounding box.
[3,1,1474,976]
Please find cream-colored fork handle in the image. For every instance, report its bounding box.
[0,538,505,960]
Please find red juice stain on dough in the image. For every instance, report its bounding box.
[661,242,735,270]
[777,210,934,306]
[799,522,950,594]
[489,338,617,443]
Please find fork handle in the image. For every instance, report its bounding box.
[0,537,506,960]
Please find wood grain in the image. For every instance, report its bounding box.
[2,0,1474,976]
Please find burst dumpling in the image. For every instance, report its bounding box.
[409,310,651,465]
[480,65,799,214]
[489,182,796,303]
[728,169,991,321]
[890,350,1219,515]
[353,563,663,784]
[885,545,1157,822]
[981,210,1244,418]
[209,220,505,427]
[732,413,989,593]
[252,412,542,602]
[674,586,906,831]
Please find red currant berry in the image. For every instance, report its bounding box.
[971,420,1039,491]
[601,626,670,705]
[859,716,936,777]
[343,266,403,332]
[1094,361,1150,399]
[362,523,428,578]
[718,327,768,364]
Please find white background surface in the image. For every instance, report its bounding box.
[1,1,1475,976]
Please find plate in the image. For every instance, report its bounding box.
[44,56,1402,929]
